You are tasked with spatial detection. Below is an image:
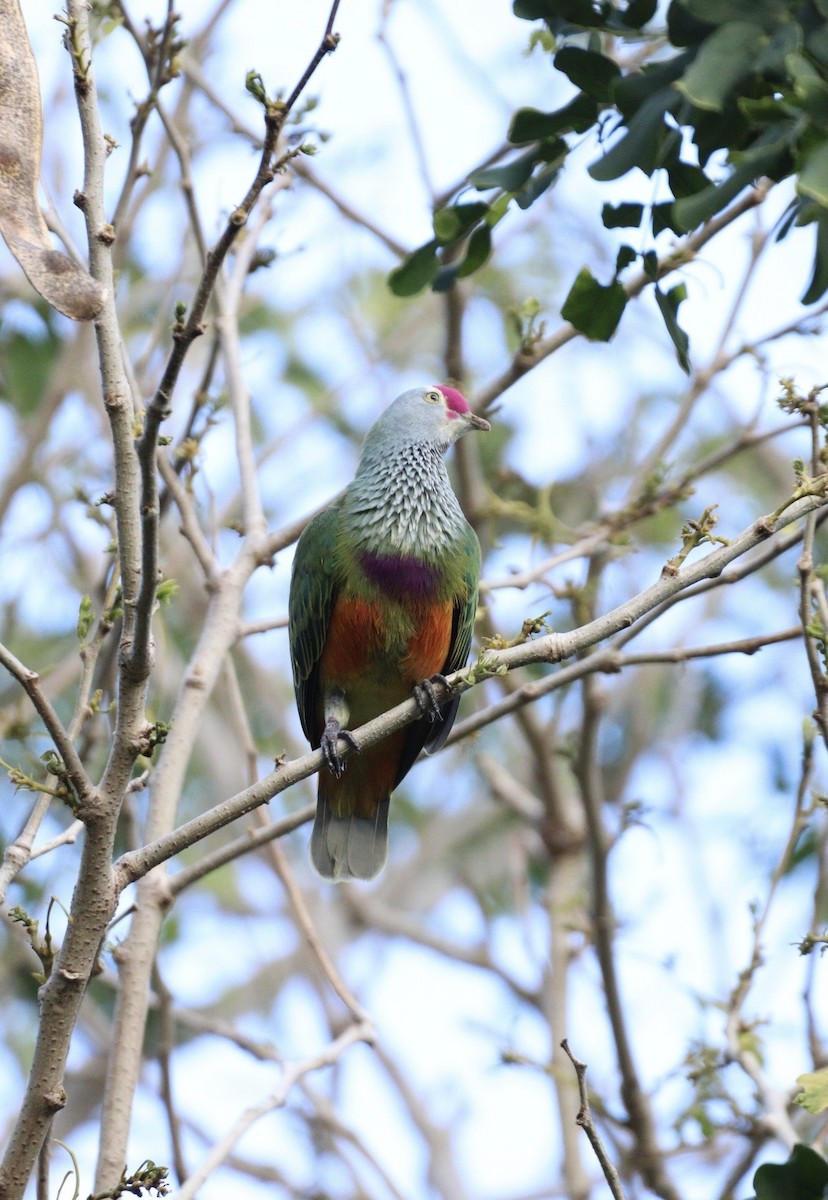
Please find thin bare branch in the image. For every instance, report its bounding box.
[0,642,96,810]
[174,1019,374,1200]
[561,1040,628,1200]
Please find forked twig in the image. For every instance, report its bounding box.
[561,1039,627,1200]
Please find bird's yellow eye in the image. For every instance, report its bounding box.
[424,389,442,404]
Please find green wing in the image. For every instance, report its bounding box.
[288,505,342,746]
[442,523,482,678]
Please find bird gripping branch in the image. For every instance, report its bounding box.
[288,385,490,880]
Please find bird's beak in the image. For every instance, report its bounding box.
[465,412,491,433]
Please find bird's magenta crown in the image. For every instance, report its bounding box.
[438,385,470,417]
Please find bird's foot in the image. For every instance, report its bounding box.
[413,674,450,723]
[321,719,360,779]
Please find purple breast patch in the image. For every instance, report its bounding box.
[360,551,440,598]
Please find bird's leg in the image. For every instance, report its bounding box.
[412,673,450,723]
[320,719,360,778]
[320,686,358,777]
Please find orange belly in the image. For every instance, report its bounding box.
[320,595,453,685]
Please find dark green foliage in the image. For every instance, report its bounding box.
[388,240,440,296]
[653,282,691,372]
[751,1143,828,1200]
[389,0,828,364]
[602,201,644,228]
[560,266,628,341]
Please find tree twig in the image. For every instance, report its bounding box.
[174,1019,374,1200]
[0,642,96,810]
[561,1039,627,1200]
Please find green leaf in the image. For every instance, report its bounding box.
[666,158,711,198]
[512,0,559,20]
[561,266,627,340]
[615,243,637,272]
[388,240,440,297]
[515,162,561,209]
[753,1144,828,1200]
[803,212,828,304]
[486,192,512,225]
[433,203,490,244]
[642,248,658,279]
[600,0,656,29]
[654,283,691,373]
[776,196,803,242]
[798,141,828,207]
[809,21,828,69]
[738,95,796,125]
[509,108,555,143]
[602,201,644,228]
[652,201,682,235]
[244,69,268,107]
[754,21,801,77]
[735,0,796,23]
[589,90,676,181]
[509,93,597,143]
[673,168,750,230]
[613,50,692,118]
[456,224,493,278]
[516,0,656,32]
[667,1,714,49]
[674,22,767,112]
[534,135,570,164]
[785,52,828,125]
[620,0,658,26]
[432,264,458,293]
[679,0,791,25]
[525,0,607,27]
[554,47,620,102]
[77,596,94,643]
[470,150,539,193]
[156,578,179,605]
[796,1067,828,1113]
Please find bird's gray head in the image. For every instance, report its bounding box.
[347,386,489,551]
[362,385,490,458]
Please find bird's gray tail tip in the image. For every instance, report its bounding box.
[310,797,389,882]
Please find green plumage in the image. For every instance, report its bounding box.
[290,506,342,748]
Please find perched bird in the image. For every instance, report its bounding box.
[288,385,490,881]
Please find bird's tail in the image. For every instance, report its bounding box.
[311,734,402,881]
[311,772,389,881]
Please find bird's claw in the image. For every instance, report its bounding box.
[321,719,360,778]
[413,674,450,723]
